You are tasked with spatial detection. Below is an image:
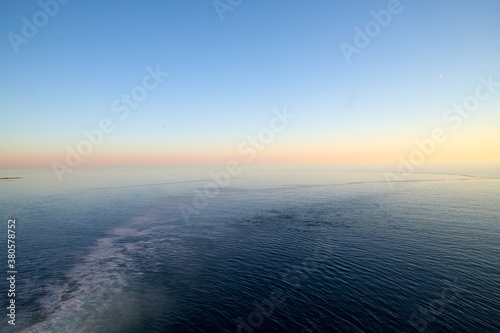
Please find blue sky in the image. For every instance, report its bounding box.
[1,0,499,169]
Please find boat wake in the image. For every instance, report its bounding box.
[22,211,159,333]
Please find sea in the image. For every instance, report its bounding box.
[0,165,498,332]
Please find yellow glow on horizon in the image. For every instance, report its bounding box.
[1,127,498,169]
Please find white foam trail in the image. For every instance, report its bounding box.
[22,210,159,332]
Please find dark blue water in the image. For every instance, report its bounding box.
[0,166,499,332]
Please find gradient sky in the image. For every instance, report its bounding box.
[1,0,499,170]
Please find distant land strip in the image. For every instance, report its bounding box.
[0,177,21,180]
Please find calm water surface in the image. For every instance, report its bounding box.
[0,166,498,332]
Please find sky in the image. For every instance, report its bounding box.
[1,0,499,173]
